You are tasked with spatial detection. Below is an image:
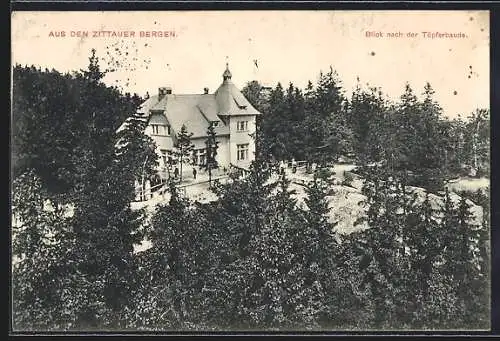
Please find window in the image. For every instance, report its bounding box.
[199,152,206,166]
[237,143,249,161]
[152,124,161,135]
[211,121,219,127]
[237,121,248,132]
[151,124,170,136]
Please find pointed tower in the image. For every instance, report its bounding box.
[214,63,262,168]
[222,62,232,82]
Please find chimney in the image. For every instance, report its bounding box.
[203,87,209,94]
[158,87,166,99]
[158,87,172,99]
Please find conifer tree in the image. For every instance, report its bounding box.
[204,123,219,188]
[146,181,188,328]
[12,49,150,330]
[261,83,288,160]
[303,68,353,165]
[65,51,148,328]
[464,109,490,175]
[115,114,159,199]
[144,179,214,330]
[399,191,442,327]
[432,188,465,327]
[175,124,194,182]
[247,174,298,329]
[355,168,409,328]
[301,169,340,327]
[241,80,268,113]
[452,196,487,327]
[284,83,306,160]
[12,171,73,330]
[348,81,387,163]
[205,159,280,329]
[165,149,178,180]
[315,67,344,119]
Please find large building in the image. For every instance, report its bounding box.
[137,64,262,179]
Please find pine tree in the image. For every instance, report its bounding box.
[165,149,178,180]
[207,159,280,329]
[12,171,73,330]
[115,114,159,200]
[204,123,219,188]
[300,169,340,327]
[12,50,152,330]
[175,124,194,182]
[348,81,387,163]
[415,83,446,189]
[261,83,288,160]
[145,181,189,328]
[248,173,298,329]
[303,68,352,166]
[241,80,268,113]
[464,109,490,176]
[416,194,439,294]
[81,49,106,84]
[434,188,465,327]
[275,172,297,215]
[284,83,306,160]
[391,83,418,171]
[475,207,491,329]
[453,196,487,327]
[355,168,410,328]
[315,67,344,119]
[141,179,217,330]
[402,192,442,328]
[66,52,148,328]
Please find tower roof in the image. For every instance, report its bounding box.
[222,63,232,82]
[215,63,260,116]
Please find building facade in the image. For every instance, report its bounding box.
[137,64,261,179]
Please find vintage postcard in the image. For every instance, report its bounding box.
[11,10,490,333]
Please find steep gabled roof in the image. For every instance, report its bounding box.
[138,64,261,138]
[140,94,230,138]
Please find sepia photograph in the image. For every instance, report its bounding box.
[11,10,490,332]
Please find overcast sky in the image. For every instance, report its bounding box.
[12,10,489,118]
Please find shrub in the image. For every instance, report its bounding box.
[476,166,490,178]
[409,168,445,193]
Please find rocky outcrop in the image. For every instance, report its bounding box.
[131,169,486,253]
[290,179,484,236]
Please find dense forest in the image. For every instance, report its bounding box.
[242,68,489,189]
[11,51,490,331]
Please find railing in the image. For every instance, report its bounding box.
[288,160,308,168]
[133,160,325,202]
[228,163,251,177]
[133,174,232,202]
[134,181,168,202]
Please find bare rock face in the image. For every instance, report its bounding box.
[445,177,489,193]
[131,170,486,254]
[289,182,369,234]
[326,185,369,234]
[291,180,485,237]
[332,185,484,235]
[408,186,483,227]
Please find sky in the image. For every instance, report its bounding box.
[11,10,489,118]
